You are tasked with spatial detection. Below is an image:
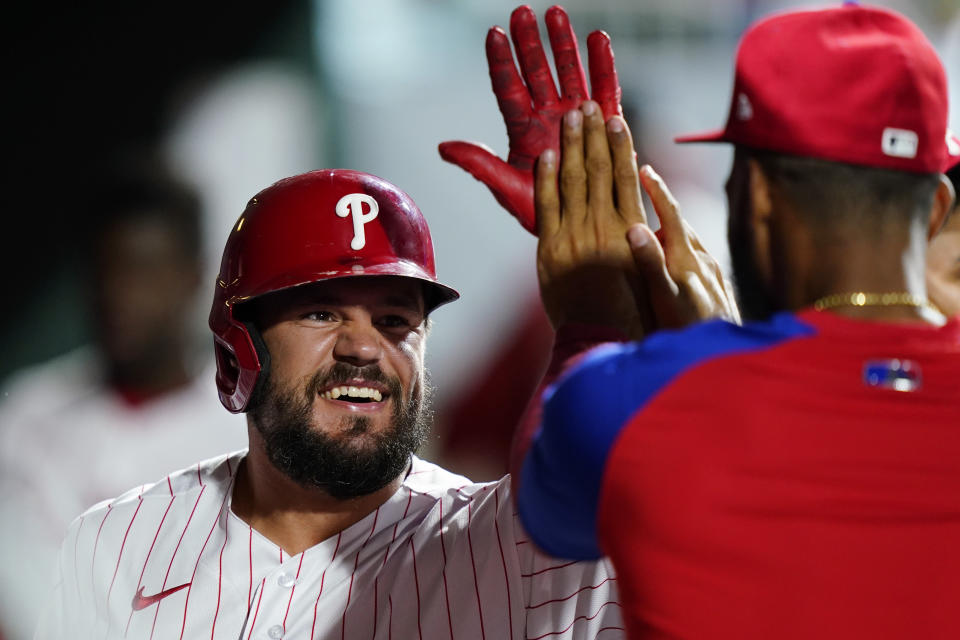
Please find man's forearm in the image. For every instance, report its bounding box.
[509,323,628,485]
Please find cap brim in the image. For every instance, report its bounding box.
[674,128,729,144]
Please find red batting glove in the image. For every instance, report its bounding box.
[438,5,623,235]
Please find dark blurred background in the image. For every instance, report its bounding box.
[2,0,308,378]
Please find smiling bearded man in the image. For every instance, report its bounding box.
[244,280,432,500]
[37,168,624,640]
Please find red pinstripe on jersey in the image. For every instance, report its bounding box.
[90,504,114,622]
[107,495,143,601]
[149,485,205,640]
[125,495,176,636]
[280,549,305,632]
[341,507,380,640]
[528,602,621,639]
[408,537,424,640]
[246,578,265,640]
[104,495,143,637]
[246,526,253,606]
[493,486,514,633]
[179,480,232,640]
[209,507,229,639]
[387,594,394,640]
[437,497,455,640]
[309,531,342,638]
[371,488,413,640]
[522,560,579,578]
[597,627,627,635]
[463,486,486,640]
[527,578,617,610]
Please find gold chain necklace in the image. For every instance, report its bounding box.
[812,291,935,312]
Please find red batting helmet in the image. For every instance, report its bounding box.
[209,169,459,413]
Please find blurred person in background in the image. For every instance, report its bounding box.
[927,149,960,316]
[0,156,245,640]
[512,4,960,638]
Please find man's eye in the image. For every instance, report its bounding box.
[304,310,336,322]
[379,315,412,329]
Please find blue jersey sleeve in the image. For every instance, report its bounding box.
[517,313,816,560]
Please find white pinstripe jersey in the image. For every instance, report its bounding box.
[38,451,623,639]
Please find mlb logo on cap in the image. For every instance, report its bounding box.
[881,128,919,160]
[676,3,950,174]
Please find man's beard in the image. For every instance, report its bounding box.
[248,363,431,500]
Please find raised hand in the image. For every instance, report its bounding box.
[534,100,647,337]
[535,100,739,339]
[439,5,622,234]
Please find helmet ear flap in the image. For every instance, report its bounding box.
[212,321,269,413]
[241,320,271,411]
[213,339,240,396]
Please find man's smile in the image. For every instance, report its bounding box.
[317,378,392,411]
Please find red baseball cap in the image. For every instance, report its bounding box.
[676,4,950,174]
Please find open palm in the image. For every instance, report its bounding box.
[439,5,623,235]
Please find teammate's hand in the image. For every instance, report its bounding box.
[534,100,647,337]
[439,5,622,234]
[627,167,741,329]
[535,101,739,337]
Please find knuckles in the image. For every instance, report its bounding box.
[585,155,613,176]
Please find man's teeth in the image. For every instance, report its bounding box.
[322,386,383,402]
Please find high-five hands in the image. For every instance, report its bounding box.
[535,102,740,338]
[439,5,622,234]
[450,4,739,332]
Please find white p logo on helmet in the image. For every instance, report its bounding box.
[336,193,379,250]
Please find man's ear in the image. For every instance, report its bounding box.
[747,157,775,271]
[928,174,956,241]
[748,158,774,225]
